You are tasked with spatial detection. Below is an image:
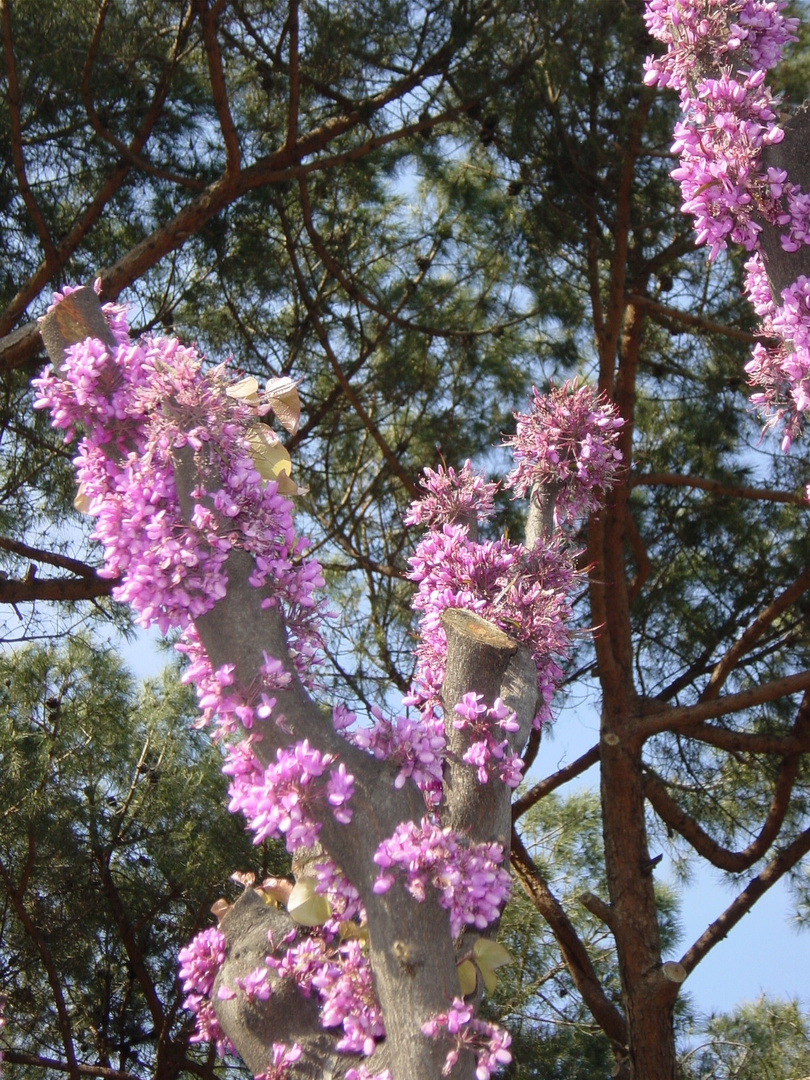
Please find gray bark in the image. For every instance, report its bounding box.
[759,100,810,301]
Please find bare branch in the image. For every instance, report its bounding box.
[644,692,808,873]
[286,0,299,152]
[628,292,770,345]
[198,0,241,173]
[673,821,810,995]
[628,669,810,744]
[0,1052,141,1080]
[579,891,616,929]
[0,575,114,604]
[0,534,102,578]
[510,826,628,1049]
[629,471,808,506]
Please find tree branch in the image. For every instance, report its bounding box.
[510,826,628,1050]
[511,744,600,822]
[629,471,808,506]
[285,0,299,152]
[441,608,538,847]
[700,565,810,702]
[0,534,102,578]
[0,575,115,604]
[601,91,652,385]
[626,293,771,345]
[0,850,82,1080]
[625,507,651,603]
[643,689,808,873]
[0,1052,141,1080]
[678,721,810,755]
[0,0,198,337]
[672,822,810,999]
[628,670,810,744]
[198,0,241,173]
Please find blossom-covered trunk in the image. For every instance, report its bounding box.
[36,285,625,1080]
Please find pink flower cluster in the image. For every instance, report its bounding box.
[217,965,273,1004]
[373,819,511,938]
[643,0,810,450]
[644,1,799,260]
[421,998,512,1080]
[503,381,625,524]
[224,738,354,851]
[643,1,798,91]
[669,69,787,259]
[744,257,810,450]
[177,927,233,1056]
[255,1043,303,1080]
[266,935,384,1056]
[453,693,523,788]
[33,295,326,654]
[403,460,498,528]
[311,856,365,926]
[407,523,577,728]
[335,703,445,804]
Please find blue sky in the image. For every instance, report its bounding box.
[550,696,809,1017]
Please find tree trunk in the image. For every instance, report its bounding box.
[600,694,676,1080]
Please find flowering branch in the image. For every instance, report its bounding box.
[36,286,625,1080]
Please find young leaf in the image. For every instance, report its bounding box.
[287,878,332,927]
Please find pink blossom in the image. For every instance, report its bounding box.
[177,928,234,1056]
[267,935,384,1055]
[373,818,511,938]
[404,460,498,528]
[255,1042,302,1080]
[407,522,578,727]
[225,740,355,851]
[644,0,810,449]
[503,381,624,524]
[453,693,524,787]
[422,998,512,1079]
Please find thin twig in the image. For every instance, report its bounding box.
[198,0,241,172]
[0,0,58,266]
[278,200,419,498]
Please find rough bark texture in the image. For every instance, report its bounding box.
[760,101,810,300]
